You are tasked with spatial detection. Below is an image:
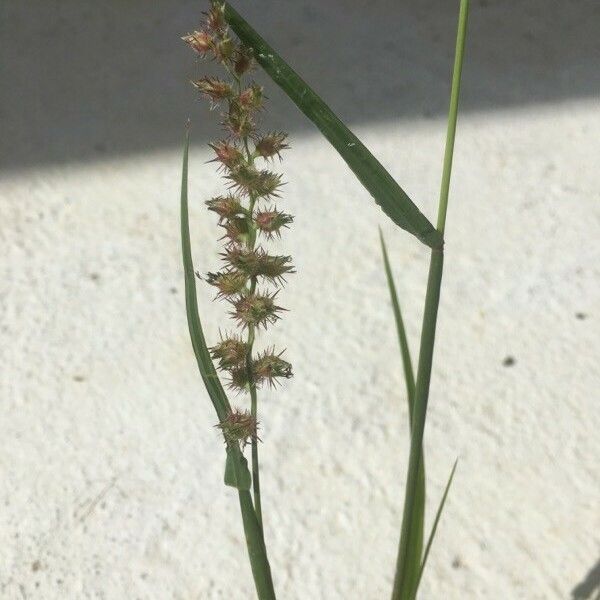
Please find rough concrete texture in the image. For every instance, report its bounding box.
[1,1,599,599]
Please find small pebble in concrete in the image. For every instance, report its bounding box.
[502,356,516,367]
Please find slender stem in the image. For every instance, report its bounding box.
[238,490,277,600]
[229,60,269,580]
[250,382,263,532]
[232,78,264,531]
[436,0,469,235]
[391,1,469,598]
[391,249,444,600]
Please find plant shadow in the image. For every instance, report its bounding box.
[572,559,600,600]
[1,0,599,172]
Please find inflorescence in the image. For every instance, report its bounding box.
[183,2,293,449]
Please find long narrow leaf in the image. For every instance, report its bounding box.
[379,230,416,406]
[380,230,425,598]
[223,3,442,250]
[181,126,229,421]
[412,460,458,599]
[393,0,469,596]
[180,126,251,490]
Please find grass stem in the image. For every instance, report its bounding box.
[391,1,469,598]
[437,0,470,235]
[238,490,277,600]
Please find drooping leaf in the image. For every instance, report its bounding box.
[223,2,442,250]
[180,126,251,490]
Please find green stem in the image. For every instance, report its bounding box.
[238,490,276,600]
[391,248,443,600]
[436,0,469,236]
[391,1,469,598]
[229,59,269,589]
[236,90,263,531]
[248,344,263,530]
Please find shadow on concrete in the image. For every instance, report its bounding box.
[1,0,598,171]
[572,559,600,600]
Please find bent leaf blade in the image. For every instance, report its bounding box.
[223,2,442,250]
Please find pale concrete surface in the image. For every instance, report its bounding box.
[1,1,599,599]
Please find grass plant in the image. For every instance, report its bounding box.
[180,1,470,598]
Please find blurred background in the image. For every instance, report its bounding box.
[1,1,599,598]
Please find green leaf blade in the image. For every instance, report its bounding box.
[380,230,416,408]
[412,460,458,599]
[180,127,251,491]
[380,230,425,599]
[223,3,442,250]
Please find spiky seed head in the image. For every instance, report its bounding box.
[222,246,260,275]
[220,217,251,246]
[254,170,283,198]
[224,103,255,138]
[216,408,258,448]
[226,166,284,198]
[182,30,213,55]
[254,132,289,160]
[238,84,264,112]
[205,4,226,33]
[231,292,283,329]
[210,335,249,369]
[205,195,245,221]
[253,349,293,387]
[209,141,244,171]
[254,253,294,284]
[226,164,283,197]
[223,247,294,283]
[205,269,248,297]
[227,367,250,392]
[214,36,234,62]
[255,209,293,239]
[192,77,233,103]
[234,45,254,76]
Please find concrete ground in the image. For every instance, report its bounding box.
[1,1,599,599]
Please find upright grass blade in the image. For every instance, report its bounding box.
[181,125,230,424]
[392,1,469,598]
[379,230,416,405]
[222,2,442,250]
[380,230,425,598]
[412,460,458,599]
[181,127,276,599]
[181,126,252,491]
[391,248,444,600]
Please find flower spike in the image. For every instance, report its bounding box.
[183,4,294,452]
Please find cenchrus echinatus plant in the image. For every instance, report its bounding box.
[180,1,470,598]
